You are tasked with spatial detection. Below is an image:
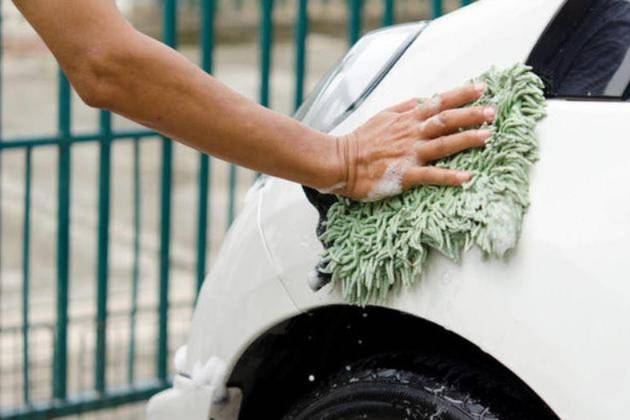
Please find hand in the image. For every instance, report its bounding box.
[327,83,496,202]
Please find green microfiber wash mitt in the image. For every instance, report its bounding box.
[316,63,547,306]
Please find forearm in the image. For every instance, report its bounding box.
[14,0,490,202]
[100,31,342,188]
[13,0,343,190]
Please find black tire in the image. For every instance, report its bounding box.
[283,367,498,420]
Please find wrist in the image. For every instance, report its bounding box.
[309,132,348,194]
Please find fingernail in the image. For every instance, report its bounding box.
[484,106,496,121]
[474,82,487,94]
[458,172,472,182]
[478,129,493,142]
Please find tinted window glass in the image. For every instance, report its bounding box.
[527,0,630,99]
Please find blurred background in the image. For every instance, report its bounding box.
[0,0,467,418]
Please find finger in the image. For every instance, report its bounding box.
[412,82,487,120]
[419,129,491,162]
[420,105,496,139]
[402,166,472,189]
[385,98,421,113]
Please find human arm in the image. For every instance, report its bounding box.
[13,0,494,201]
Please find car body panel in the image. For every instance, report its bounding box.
[152,0,630,419]
[260,100,630,420]
[184,179,299,373]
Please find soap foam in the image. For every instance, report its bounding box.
[486,201,519,256]
[308,269,325,291]
[191,356,228,402]
[316,181,346,195]
[422,113,446,134]
[364,156,416,202]
[425,94,442,114]
[173,345,187,374]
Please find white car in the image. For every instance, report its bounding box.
[148,0,630,418]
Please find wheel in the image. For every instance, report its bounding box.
[282,367,498,420]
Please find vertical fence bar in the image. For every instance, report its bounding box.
[347,0,363,45]
[294,0,308,111]
[260,0,274,107]
[241,0,274,221]
[22,147,32,405]
[158,0,177,383]
[382,0,395,26]
[196,0,216,293]
[95,110,112,394]
[53,71,72,401]
[127,137,141,384]
[432,0,443,18]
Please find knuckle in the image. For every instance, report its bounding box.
[412,106,424,120]
[416,168,429,184]
[415,121,427,138]
[435,138,447,155]
[436,111,451,127]
[464,131,478,144]
[475,106,487,120]
[427,94,443,113]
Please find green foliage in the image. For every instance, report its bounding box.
[318,64,547,306]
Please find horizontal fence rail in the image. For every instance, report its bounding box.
[0,0,471,417]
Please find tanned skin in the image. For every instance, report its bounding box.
[13,0,495,200]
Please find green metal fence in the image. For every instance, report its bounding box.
[0,0,469,417]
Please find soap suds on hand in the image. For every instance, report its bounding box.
[425,93,443,114]
[364,156,416,202]
[316,181,347,195]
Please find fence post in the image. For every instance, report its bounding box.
[383,0,395,26]
[127,137,142,385]
[157,0,177,383]
[260,0,274,107]
[95,110,112,394]
[22,147,32,405]
[294,0,308,110]
[432,0,443,18]
[196,0,216,293]
[347,0,363,45]
[53,71,72,402]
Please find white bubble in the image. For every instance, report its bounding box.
[487,201,519,256]
[426,94,442,113]
[191,356,228,402]
[316,181,346,195]
[363,156,416,202]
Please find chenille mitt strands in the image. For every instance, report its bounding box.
[317,64,547,306]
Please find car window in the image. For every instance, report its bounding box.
[527,0,630,99]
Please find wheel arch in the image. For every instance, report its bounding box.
[227,304,557,419]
